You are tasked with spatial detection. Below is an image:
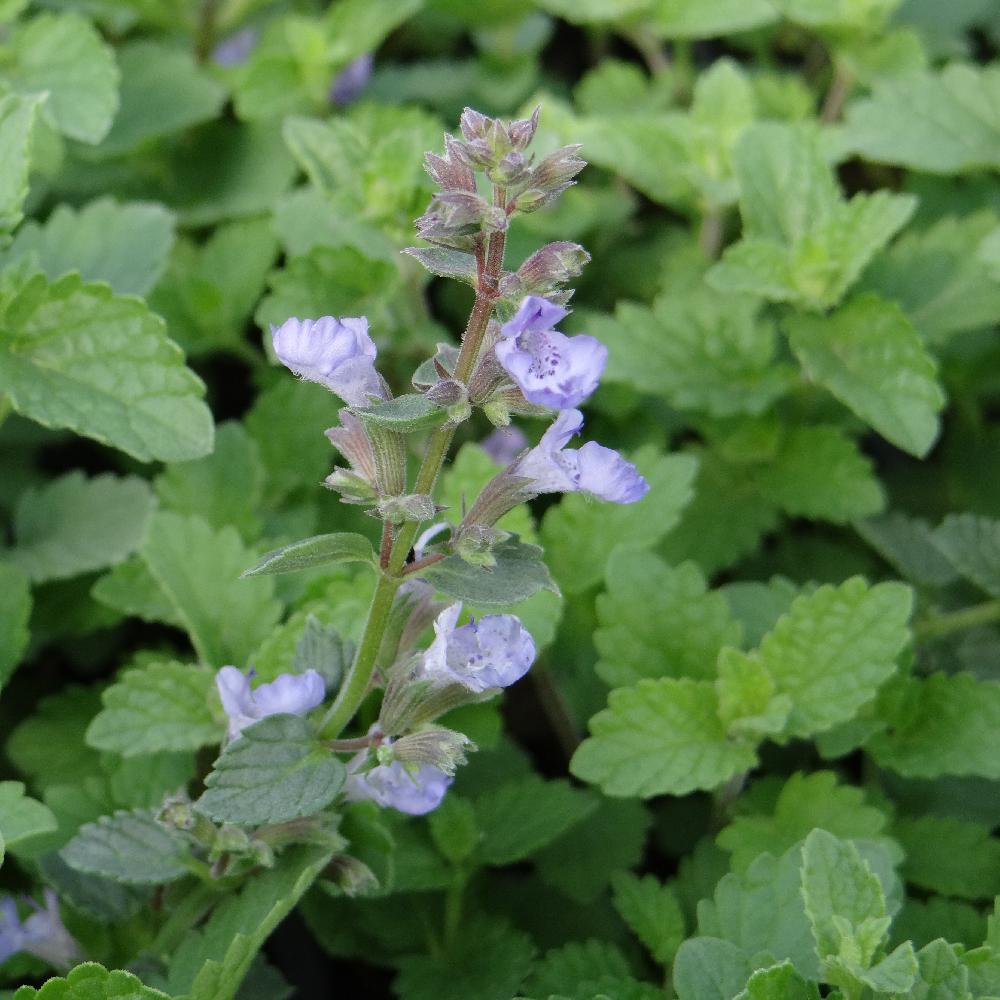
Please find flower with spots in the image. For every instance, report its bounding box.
[271,316,386,407]
[418,603,536,693]
[216,667,326,740]
[495,295,607,410]
[344,752,452,815]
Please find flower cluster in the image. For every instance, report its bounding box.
[0,892,77,970]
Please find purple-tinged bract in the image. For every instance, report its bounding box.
[496,295,607,410]
[345,756,452,815]
[216,666,326,740]
[420,604,536,693]
[271,316,385,407]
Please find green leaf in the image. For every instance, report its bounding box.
[907,940,972,1000]
[91,556,183,627]
[473,775,597,866]
[801,829,889,965]
[0,781,57,857]
[892,897,987,952]
[525,940,632,999]
[589,291,794,417]
[674,938,751,1000]
[842,63,1000,172]
[854,513,958,588]
[357,393,448,434]
[0,561,30,688]
[99,40,226,156]
[1,198,175,296]
[139,511,282,668]
[571,678,757,798]
[402,246,477,284]
[535,0,653,24]
[894,815,1000,900]
[751,577,912,738]
[86,661,218,757]
[931,513,1000,597]
[541,449,698,594]
[735,963,820,1000]
[718,771,889,874]
[61,808,191,885]
[648,0,778,37]
[7,472,156,583]
[11,963,171,1000]
[595,550,742,686]
[0,272,214,462]
[197,714,345,826]
[394,914,535,1000]
[787,294,945,457]
[423,538,559,608]
[243,532,375,577]
[165,846,334,999]
[4,13,118,144]
[534,797,651,904]
[869,673,1000,778]
[755,425,885,523]
[611,871,685,964]
[699,846,820,981]
[0,93,41,238]
[859,211,1000,343]
[714,647,791,740]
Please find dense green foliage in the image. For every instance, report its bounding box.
[4,0,1000,997]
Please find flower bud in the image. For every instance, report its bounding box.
[532,144,586,190]
[324,855,380,897]
[490,151,531,187]
[424,145,476,192]
[377,492,439,525]
[510,188,550,214]
[507,107,540,151]
[211,823,252,861]
[425,378,467,407]
[455,525,512,567]
[514,242,591,297]
[482,396,512,427]
[391,728,475,776]
[324,468,379,505]
[459,107,490,142]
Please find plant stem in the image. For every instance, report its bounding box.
[443,866,467,947]
[820,58,852,123]
[913,599,1000,641]
[318,192,508,739]
[152,882,219,955]
[698,208,724,259]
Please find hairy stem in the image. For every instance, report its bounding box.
[319,193,508,739]
[913,599,1000,641]
[820,59,853,123]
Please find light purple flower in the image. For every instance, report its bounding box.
[418,603,536,693]
[271,316,386,407]
[481,426,528,465]
[212,27,258,67]
[495,295,607,410]
[513,409,649,504]
[0,891,78,969]
[344,751,452,815]
[330,53,373,106]
[216,666,326,740]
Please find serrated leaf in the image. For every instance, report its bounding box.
[0,782,57,856]
[139,512,282,668]
[755,425,885,523]
[908,939,972,1000]
[894,815,1000,900]
[893,897,987,952]
[674,937,751,1000]
[715,647,791,741]
[99,40,225,156]
[0,93,42,237]
[2,198,175,297]
[403,246,477,284]
[595,550,742,686]
[699,846,821,981]
[931,513,1000,597]
[423,538,558,608]
[842,63,1000,172]
[612,872,685,964]
[535,797,651,904]
[7,472,156,583]
[5,13,118,144]
[0,272,214,462]
[38,852,150,923]
[91,556,182,627]
[571,678,757,798]
[541,449,698,594]
[752,577,912,738]
[61,808,191,885]
[854,513,958,588]
[197,714,344,826]
[86,661,218,757]
[525,940,633,999]
[394,914,535,1000]
[0,561,30,688]
[785,294,945,458]
[243,532,375,577]
[11,962,171,999]
[473,775,597,866]
[801,829,888,963]
[869,673,1000,778]
[859,211,1000,343]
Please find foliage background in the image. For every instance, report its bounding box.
[5,0,1000,997]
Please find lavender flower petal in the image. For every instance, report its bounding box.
[0,892,77,969]
[330,53,373,106]
[481,426,528,465]
[345,756,452,815]
[501,295,569,337]
[496,327,607,409]
[271,316,386,407]
[0,898,25,965]
[212,26,258,67]
[575,441,650,503]
[216,667,326,739]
